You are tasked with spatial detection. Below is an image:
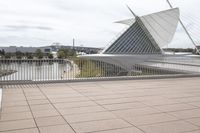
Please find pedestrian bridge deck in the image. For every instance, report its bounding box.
[1,77,200,133]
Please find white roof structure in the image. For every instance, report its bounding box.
[79,8,180,70]
[140,8,179,48]
[116,8,179,48]
[115,18,135,26]
[107,8,180,54]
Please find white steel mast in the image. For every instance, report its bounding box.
[166,0,200,54]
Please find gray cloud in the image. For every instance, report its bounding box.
[4,25,53,31]
[0,0,199,48]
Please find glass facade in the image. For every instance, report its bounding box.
[104,18,162,54]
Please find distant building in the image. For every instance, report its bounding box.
[0,46,52,53]
[60,46,102,54]
[49,45,102,54]
[0,45,102,55]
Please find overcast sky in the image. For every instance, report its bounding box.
[0,0,200,48]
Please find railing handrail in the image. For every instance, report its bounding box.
[1,57,200,85]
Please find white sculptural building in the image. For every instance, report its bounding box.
[80,8,182,72]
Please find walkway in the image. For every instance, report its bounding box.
[1,77,200,133]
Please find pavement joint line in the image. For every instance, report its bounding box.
[169,96,200,99]
[54,104,99,109]
[83,126,140,133]
[65,83,146,133]
[67,118,125,124]
[140,100,199,110]
[155,101,200,130]
[35,123,74,128]
[104,85,200,131]
[137,116,200,130]
[65,83,111,111]
[1,104,29,108]
[26,114,62,119]
[185,118,200,129]
[0,127,38,133]
[1,102,104,114]
[1,78,200,133]
[88,94,162,101]
[150,105,200,114]
[181,129,200,133]
[138,100,200,125]
[165,111,200,129]
[59,110,107,116]
[0,118,40,123]
[36,84,77,133]
[21,88,41,133]
[117,117,146,133]
[0,102,195,124]
[66,80,200,124]
[95,101,143,106]
[186,103,200,108]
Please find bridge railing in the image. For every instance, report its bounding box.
[0,58,200,85]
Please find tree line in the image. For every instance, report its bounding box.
[163,48,196,53]
[0,49,53,59]
[0,48,77,59]
[57,49,77,59]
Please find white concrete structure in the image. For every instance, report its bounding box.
[79,8,180,70]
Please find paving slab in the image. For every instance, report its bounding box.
[0,111,33,121]
[185,130,200,133]
[39,124,75,133]
[35,116,67,127]
[140,120,199,133]
[95,127,144,133]
[127,113,179,125]
[71,119,132,133]
[32,109,59,118]
[112,107,161,118]
[28,99,50,105]
[58,105,106,115]
[0,128,39,133]
[169,109,200,119]
[63,111,116,123]
[153,103,197,112]
[1,106,30,113]
[186,117,200,127]
[0,119,36,132]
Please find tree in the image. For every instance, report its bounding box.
[0,49,5,57]
[35,49,43,59]
[25,52,33,59]
[1,49,5,56]
[48,53,54,59]
[5,53,11,59]
[15,51,23,59]
[28,54,33,59]
[68,49,77,57]
[2,49,5,55]
[57,49,77,59]
[57,50,65,59]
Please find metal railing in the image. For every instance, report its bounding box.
[0,57,200,85]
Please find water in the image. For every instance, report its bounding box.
[0,61,71,81]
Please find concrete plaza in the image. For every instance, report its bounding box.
[1,77,200,133]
